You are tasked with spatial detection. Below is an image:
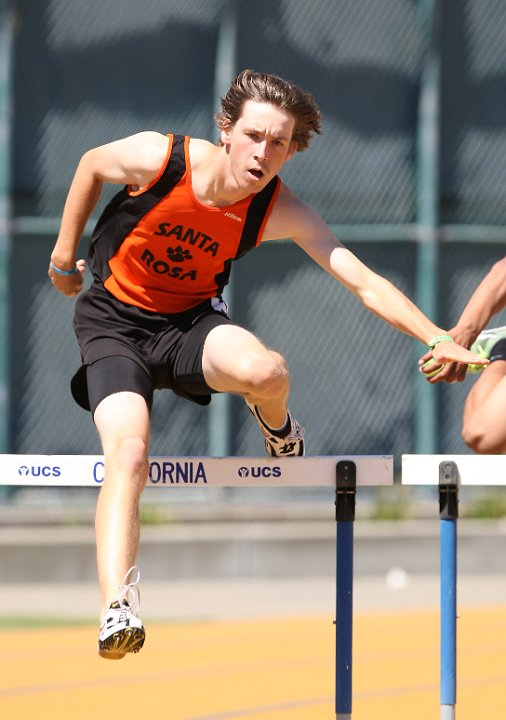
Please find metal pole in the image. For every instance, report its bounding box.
[208,0,238,456]
[415,0,442,454]
[335,461,356,719]
[0,0,13,455]
[439,460,459,720]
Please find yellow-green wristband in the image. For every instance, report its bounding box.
[428,334,454,349]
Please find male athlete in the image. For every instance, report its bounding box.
[49,69,487,659]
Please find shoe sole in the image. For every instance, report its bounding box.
[98,627,145,660]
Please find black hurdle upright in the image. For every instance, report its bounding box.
[335,460,357,720]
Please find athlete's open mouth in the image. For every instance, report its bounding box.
[249,168,264,179]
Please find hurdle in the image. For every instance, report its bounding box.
[402,454,506,720]
[0,452,393,719]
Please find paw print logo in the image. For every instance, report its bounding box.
[166,246,193,262]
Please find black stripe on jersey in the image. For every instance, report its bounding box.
[214,176,280,296]
[88,135,186,283]
[237,176,279,258]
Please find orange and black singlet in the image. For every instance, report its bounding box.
[88,134,281,314]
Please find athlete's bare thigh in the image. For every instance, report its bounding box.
[202,324,285,395]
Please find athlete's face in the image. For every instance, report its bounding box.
[221,100,297,191]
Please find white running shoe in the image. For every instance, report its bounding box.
[98,566,145,660]
[246,402,305,457]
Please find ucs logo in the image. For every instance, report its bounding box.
[237,466,281,478]
[18,465,61,477]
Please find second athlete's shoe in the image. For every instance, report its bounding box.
[247,402,305,456]
[468,325,506,373]
[98,566,145,660]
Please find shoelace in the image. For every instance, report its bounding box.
[117,566,141,616]
[284,413,304,441]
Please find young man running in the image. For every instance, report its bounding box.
[49,69,487,659]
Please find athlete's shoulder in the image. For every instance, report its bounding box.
[264,183,327,242]
[268,183,311,222]
[188,137,220,166]
[118,130,170,154]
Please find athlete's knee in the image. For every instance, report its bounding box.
[105,435,150,487]
[240,349,290,399]
[461,423,485,453]
[462,419,504,454]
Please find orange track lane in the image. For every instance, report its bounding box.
[1,607,505,719]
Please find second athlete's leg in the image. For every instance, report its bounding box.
[462,361,506,453]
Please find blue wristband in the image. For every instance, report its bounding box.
[50,262,79,277]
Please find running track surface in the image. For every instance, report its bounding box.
[1,607,505,719]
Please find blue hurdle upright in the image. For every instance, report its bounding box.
[439,460,459,720]
[403,453,506,720]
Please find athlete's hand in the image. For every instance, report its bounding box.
[48,259,86,297]
[418,327,484,384]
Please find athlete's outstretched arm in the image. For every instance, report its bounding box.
[49,132,169,297]
[264,188,489,368]
[446,256,506,342]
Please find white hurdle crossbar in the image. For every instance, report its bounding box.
[402,454,506,720]
[402,453,506,486]
[1,454,393,488]
[0,453,393,720]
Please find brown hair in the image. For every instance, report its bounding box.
[215,69,322,152]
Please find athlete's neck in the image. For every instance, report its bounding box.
[189,140,259,208]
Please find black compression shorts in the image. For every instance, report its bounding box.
[71,283,233,414]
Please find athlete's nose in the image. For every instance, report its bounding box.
[253,140,267,162]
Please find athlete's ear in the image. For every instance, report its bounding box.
[220,119,233,146]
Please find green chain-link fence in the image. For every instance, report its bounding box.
[5,0,506,468]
